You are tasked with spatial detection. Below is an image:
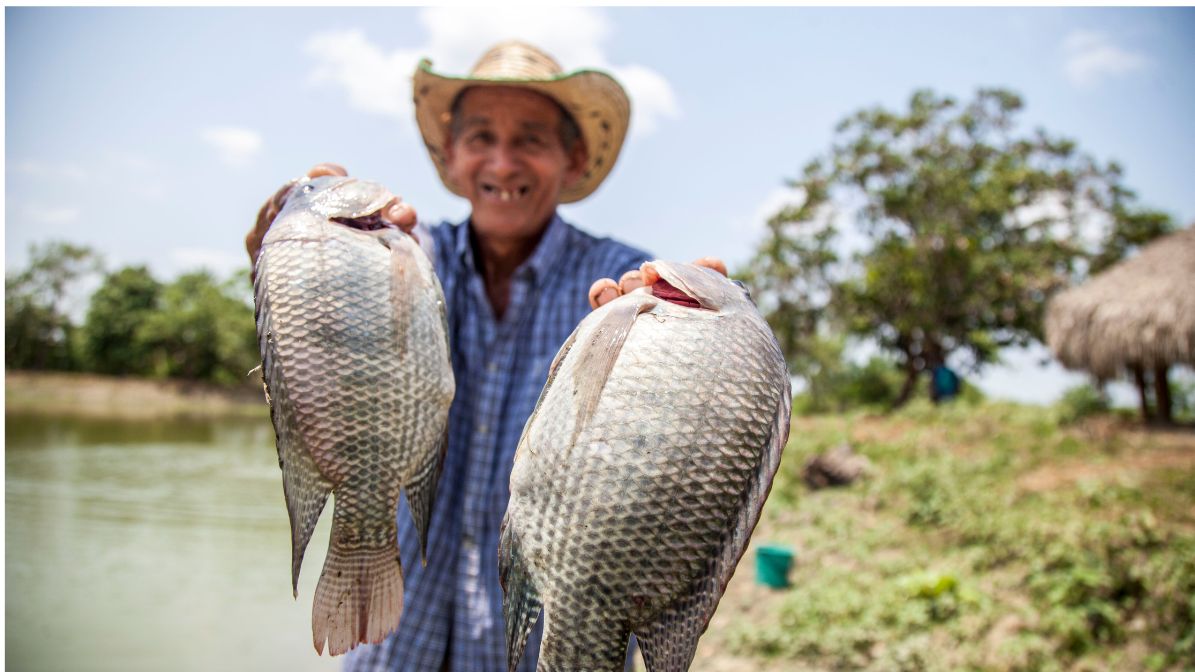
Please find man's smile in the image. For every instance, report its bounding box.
[480,183,531,202]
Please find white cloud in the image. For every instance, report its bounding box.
[305,30,418,118]
[201,126,264,167]
[20,203,82,225]
[606,64,679,137]
[1062,30,1149,88]
[418,7,610,72]
[742,185,806,237]
[304,8,679,137]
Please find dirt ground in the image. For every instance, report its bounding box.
[1018,417,1195,493]
[4,370,265,419]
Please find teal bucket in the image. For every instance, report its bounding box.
[755,544,795,589]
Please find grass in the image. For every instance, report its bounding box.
[694,400,1195,672]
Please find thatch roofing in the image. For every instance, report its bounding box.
[1046,226,1195,379]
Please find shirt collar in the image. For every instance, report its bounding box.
[454,212,569,288]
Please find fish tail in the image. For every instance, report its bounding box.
[311,511,404,656]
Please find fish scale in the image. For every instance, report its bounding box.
[501,261,791,672]
[254,176,454,657]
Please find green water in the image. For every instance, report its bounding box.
[5,413,341,672]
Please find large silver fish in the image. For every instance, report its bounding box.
[253,176,454,656]
[500,261,791,671]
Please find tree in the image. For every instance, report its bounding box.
[136,271,258,385]
[80,266,162,375]
[5,242,103,370]
[749,88,1172,407]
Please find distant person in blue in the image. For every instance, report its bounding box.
[930,364,961,404]
[246,40,724,671]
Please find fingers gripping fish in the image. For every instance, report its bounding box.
[500,261,792,671]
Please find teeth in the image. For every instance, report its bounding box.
[484,185,525,202]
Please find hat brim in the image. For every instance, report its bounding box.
[412,58,630,204]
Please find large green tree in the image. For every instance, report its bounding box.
[80,265,162,375]
[748,88,1172,407]
[136,271,258,385]
[5,242,103,370]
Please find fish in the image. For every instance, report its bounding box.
[500,260,792,672]
[253,175,454,656]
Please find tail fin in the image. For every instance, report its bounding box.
[311,520,404,656]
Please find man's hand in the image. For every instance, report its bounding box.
[588,257,728,309]
[244,162,418,272]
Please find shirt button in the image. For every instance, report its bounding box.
[487,362,498,373]
[477,424,489,435]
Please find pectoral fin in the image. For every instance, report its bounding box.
[405,426,447,565]
[499,521,542,672]
[568,297,655,447]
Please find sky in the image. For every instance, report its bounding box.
[6,6,1195,404]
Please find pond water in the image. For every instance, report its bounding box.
[5,413,341,672]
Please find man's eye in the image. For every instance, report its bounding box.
[466,131,493,145]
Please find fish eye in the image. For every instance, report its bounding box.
[302,184,315,193]
[732,279,755,303]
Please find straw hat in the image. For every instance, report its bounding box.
[412,41,631,204]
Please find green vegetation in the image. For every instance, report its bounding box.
[136,271,259,385]
[1055,384,1111,425]
[723,401,1195,671]
[80,265,161,375]
[744,88,1174,408]
[1172,379,1195,424]
[789,336,910,415]
[6,242,257,387]
[5,241,103,371]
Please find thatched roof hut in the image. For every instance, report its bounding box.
[1045,225,1195,421]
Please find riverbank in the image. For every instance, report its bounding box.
[5,370,267,420]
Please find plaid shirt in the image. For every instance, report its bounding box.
[343,213,649,672]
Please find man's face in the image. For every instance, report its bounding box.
[443,86,586,244]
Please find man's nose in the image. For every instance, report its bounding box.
[487,143,520,176]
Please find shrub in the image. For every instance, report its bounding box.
[1055,384,1109,424]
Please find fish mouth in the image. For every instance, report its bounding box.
[651,278,703,308]
[645,261,708,309]
[331,212,393,231]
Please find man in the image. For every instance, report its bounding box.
[246,41,722,670]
